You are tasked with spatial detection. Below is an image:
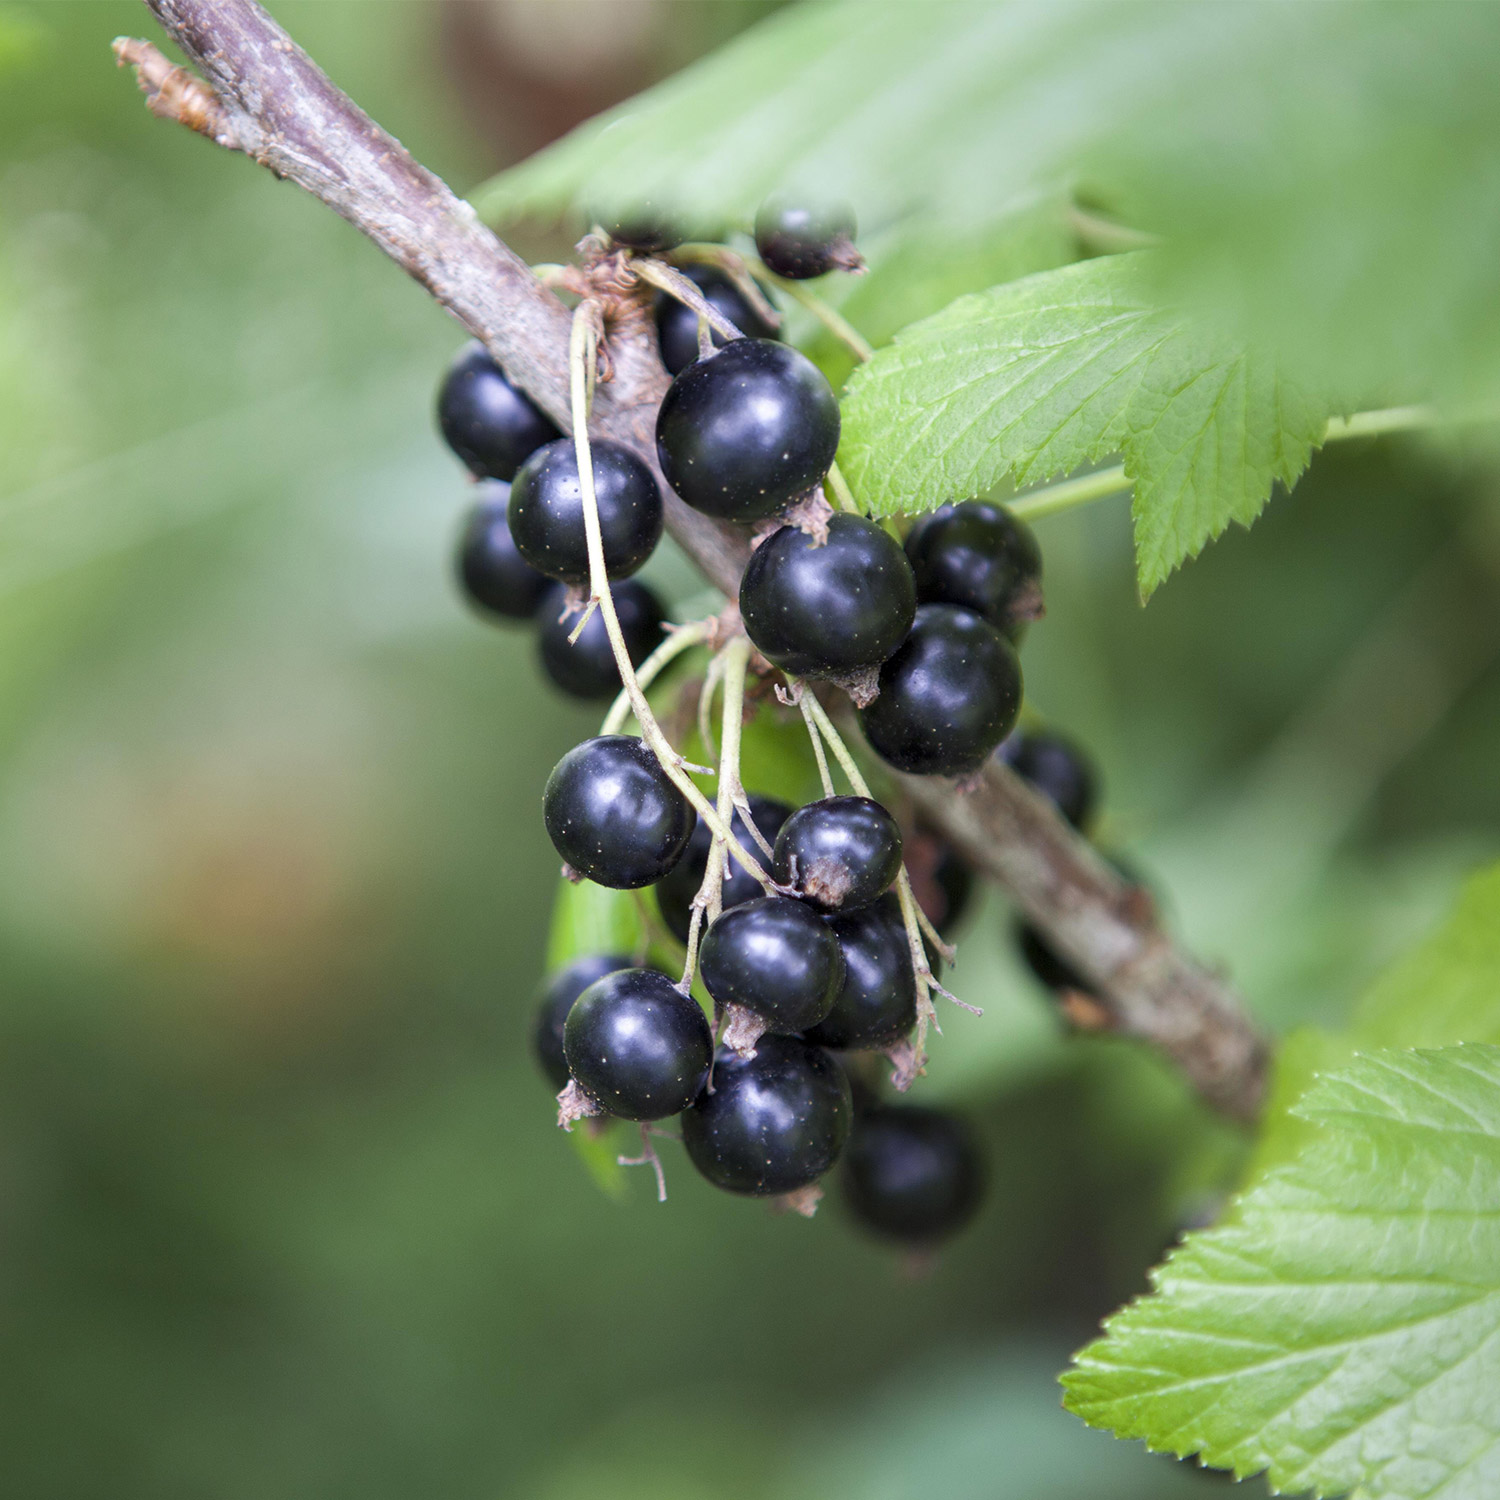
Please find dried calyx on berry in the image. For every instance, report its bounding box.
[754,196,863,279]
[772,795,903,913]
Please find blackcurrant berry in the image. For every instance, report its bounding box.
[533,953,633,1091]
[739,514,917,677]
[656,339,840,523]
[773,795,903,912]
[1015,918,1091,997]
[995,727,1099,832]
[508,438,663,584]
[564,968,712,1119]
[805,903,916,1051]
[858,605,1022,777]
[698,896,844,1033]
[597,204,682,253]
[455,481,552,621]
[535,580,665,701]
[682,1035,852,1196]
[653,796,793,945]
[905,827,975,938]
[436,341,560,481]
[656,265,777,376]
[753,197,861,280]
[543,735,693,888]
[903,501,1043,637]
[842,1104,984,1245]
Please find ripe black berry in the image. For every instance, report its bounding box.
[842,1104,984,1245]
[995,727,1099,832]
[682,1035,852,1196]
[656,265,777,376]
[656,339,840,523]
[653,796,792,945]
[739,514,917,677]
[773,795,903,912]
[436,341,560,481]
[753,197,861,279]
[564,968,712,1119]
[508,438,663,584]
[533,953,632,1091]
[805,903,915,1051]
[535,580,665,701]
[543,735,693,888]
[858,604,1022,777]
[698,896,844,1033]
[597,204,682,253]
[455,481,551,621]
[903,501,1043,637]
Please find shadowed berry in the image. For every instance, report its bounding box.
[533,953,633,1091]
[753,197,861,279]
[805,903,916,1051]
[995,727,1100,832]
[653,796,792,945]
[455,480,552,621]
[842,1104,984,1245]
[903,501,1043,637]
[437,341,559,480]
[535,580,665,700]
[656,264,777,375]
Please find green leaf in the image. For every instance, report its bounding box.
[1064,1045,1500,1500]
[838,255,1331,595]
[1352,862,1500,1050]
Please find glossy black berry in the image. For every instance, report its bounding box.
[543,735,693,888]
[698,896,844,1033]
[564,968,712,1119]
[508,438,663,584]
[753,197,861,280]
[740,514,917,677]
[805,903,916,1051]
[773,796,903,912]
[859,604,1023,777]
[842,1104,984,1245]
[653,796,792,945]
[656,339,840,522]
[535,580,665,701]
[436,341,560,481]
[656,265,778,376]
[903,501,1043,637]
[533,953,633,1091]
[682,1035,852,1196]
[995,727,1100,832]
[455,481,551,621]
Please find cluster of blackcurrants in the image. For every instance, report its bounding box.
[435,198,1102,1246]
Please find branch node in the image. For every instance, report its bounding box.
[113,38,240,149]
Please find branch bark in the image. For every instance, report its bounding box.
[117,0,1268,1121]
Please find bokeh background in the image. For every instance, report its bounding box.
[0,3,1496,1497]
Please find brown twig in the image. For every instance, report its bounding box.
[116,0,1268,1122]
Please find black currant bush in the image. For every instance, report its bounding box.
[113,2,1500,1495]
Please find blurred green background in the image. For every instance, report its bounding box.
[0,3,1496,1497]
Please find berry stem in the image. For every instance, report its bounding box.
[600,617,715,736]
[632,258,747,344]
[792,689,837,799]
[666,243,783,330]
[680,635,752,991]
[793,684,961,1073]
[825,461,860,515]
[748,259,874,363]
[567,303,774,890]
